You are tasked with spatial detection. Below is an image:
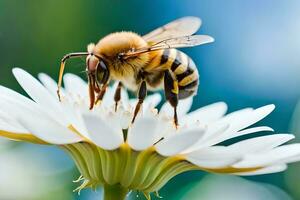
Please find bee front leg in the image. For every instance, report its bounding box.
[132,80,147,123]
[95,83,108,105]
[114,82,123,112]
[164,70,179,127]
[88,73,96,110]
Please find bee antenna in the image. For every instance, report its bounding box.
[57,52,89,101]
[92,53,103,60]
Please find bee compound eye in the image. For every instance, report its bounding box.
[96,60,110,84]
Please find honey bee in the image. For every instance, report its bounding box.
[57,16,214,126]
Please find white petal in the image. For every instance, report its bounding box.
[281,155,300,163]
[182,102,228,124]
[0,86,35,134]
[0,86,44,123]
[223,105,275,133]
[60,100,90,140]
[208,105,275,144]
[13,68,68,125]
[117,107,132,129]
[17,109,82,144]
[233,143,300,168]
[121,87,129,104]
[63,73,88,97]
[0,120,27,133]
[186,146,240,168]
[155,113,177,138]
[220,108,253,121]
[160,97,193,117]
[0,85,36,110]
[128,115,164,151]
[234,164,287,176]
[0,111,28,133]
[81,113,123,150]
[219,126,274,144]
[38,73,62,97]
[101,86,115,107]
[144,93,162,109]
[236,104,275,130]
[0,86,81,143]
[228,134,294,154]
[234,126,274,137]
[155,127,205,156]
[182,122,229,153]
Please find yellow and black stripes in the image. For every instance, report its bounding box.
[169,50,199,99]
[143,49,199,98]
[170,51,187,74]
[160,49,170,65]
[146,49,176,72]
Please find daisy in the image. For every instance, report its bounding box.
[0,68,300,200]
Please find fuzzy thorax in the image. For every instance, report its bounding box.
[90,32,150,88]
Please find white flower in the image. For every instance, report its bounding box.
[1,68,300,199]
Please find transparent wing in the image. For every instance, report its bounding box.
[143,16,202,43]
[147,35,214,50]
[121,35,214,58]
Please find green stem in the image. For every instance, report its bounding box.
[103,184,129,200]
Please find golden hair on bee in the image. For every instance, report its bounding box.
[92,32,150,78]
[56,16,214,127]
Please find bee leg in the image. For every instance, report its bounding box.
[95,83,108,105]
[114,82,122,112]
[132,80,147,123]
[164,70,179,127]
[94,81,101,93]
[88,73,96,110]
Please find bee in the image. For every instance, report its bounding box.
[57,16,214,126]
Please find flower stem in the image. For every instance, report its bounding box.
[103,184,129,200]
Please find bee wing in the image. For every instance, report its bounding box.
[121,35,214,58]
[147,35,214,50]
[143,16,202,43]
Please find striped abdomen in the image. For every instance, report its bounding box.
[145,49,199,99]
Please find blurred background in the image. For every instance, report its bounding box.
[0,0,300,199]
